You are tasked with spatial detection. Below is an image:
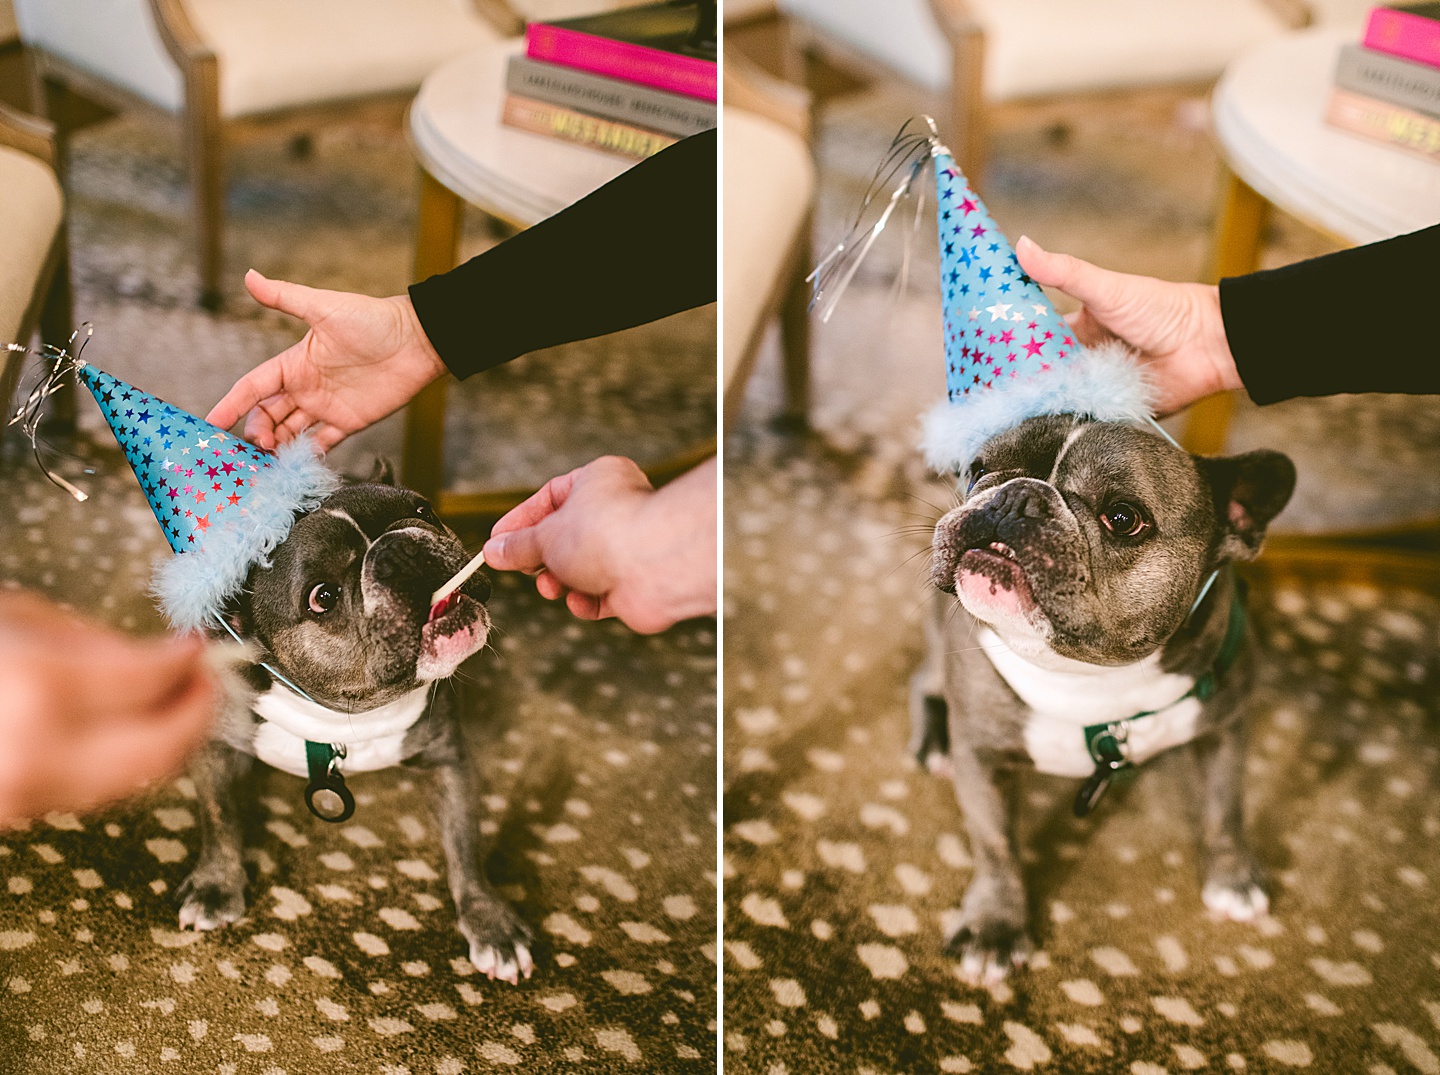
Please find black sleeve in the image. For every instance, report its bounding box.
[408,128,716,380]
[1219,222,1440,405]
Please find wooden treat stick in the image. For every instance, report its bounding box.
[431,549,487,609]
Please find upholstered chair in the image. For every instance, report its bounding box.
[13,0,516,307]
[0,101,72,425]
[775,0,1312,187]
[722,55,814,433]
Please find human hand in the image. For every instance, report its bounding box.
[206,270,447,450]
[483,456,717,635]
[1015,236,1243,414]
[0,591,216,825]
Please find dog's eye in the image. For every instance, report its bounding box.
[967,463,987,493]
[415,502,437,522]
[1100,502,1150,538]
[307,583,339,615]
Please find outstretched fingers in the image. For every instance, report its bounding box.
[206,358,287,433]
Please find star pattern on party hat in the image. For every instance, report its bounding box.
[919,139,1151,475]
[79,364,277,554]
[934,153,1077,401]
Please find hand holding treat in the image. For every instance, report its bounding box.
[205,270,446,451]
[0,591,215,825]
[483,456,716,635]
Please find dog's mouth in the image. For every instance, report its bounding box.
[428,592,462,623]
[417,592,488,681]
[956,541,1036,613]
[424,591,482,637]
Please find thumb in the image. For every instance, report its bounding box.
[1016,236,1122,314]
[245,270,331,325]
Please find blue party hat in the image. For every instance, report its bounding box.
[10,335,338,633]
[809,120,1153,476]
[920,148,1152,474]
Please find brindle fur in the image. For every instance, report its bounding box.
[178,466,532,979]
[912,415,1295,983]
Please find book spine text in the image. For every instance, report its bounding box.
[525,24,717,102]
[1335,42,1440,117]
[506,56,716,138]
[1326,86,1440,160]
[502,94,677,160]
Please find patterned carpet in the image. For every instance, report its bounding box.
[0,80,716,1074]
[723,425,1440,1075]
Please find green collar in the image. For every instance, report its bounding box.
[1074,573,1247,817]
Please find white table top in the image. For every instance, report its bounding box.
[1212,27,1440,245]
[408,40,635,227]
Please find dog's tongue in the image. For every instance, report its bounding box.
[427,594,458,623]
[428,550,486,624]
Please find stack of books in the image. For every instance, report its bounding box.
[502,0,717,161]
[1327,3,1440,162]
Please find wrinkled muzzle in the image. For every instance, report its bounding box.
[361,527,491,684]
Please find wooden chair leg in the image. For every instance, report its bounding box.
[778,213,812,427]
[1184,166,1270,455]
[403,169,465,501]
[39,234,77,431]
[947,21,987,189]
[183,56,225,310]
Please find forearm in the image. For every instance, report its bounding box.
[627,456,717,625]
[409,129,718,379]
[1221,223,1440,404]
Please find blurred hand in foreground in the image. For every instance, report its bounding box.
[0,591,215,825]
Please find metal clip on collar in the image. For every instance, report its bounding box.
[305,740,354,823]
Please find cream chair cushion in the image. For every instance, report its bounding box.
[509,0,661,22]
[722,109,814,403]
[15,0,502,118]
[778,0,1288,100]
[0,146,63,344]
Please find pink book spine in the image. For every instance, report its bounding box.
[1364,6,1440,69]
[525,25,716,103]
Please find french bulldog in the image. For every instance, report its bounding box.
[174,460,534,984]
[911,414,1295,984]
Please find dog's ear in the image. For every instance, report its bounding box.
[367,457,397,486]
[1194,450,1296,562]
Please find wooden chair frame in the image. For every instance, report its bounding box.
[0,100,73,428]
[23,0,518,309]
[777,0,1312,190]
[938,0,1311,186]
[721,52,813,435]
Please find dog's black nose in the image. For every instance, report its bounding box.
[463,572,491,604]
[984,482,1049,524]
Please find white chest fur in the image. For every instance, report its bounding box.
[977,628,1201,778]
[250,683,431,778]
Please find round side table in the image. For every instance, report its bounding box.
[1194,26,1440,585]
[403,41,715,518]
[1191,26,1440,454]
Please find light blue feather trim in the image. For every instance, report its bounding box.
[151,433,340,633]
[920,340,1156,475]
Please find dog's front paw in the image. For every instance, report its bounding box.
[1202,855,1270,922]
[946,914,1033,985]
[176,869,247,931]
[458,897,535,986]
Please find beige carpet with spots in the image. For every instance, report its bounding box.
[725,424,1440,1074]
[723,63,1440,1075]
[0,81,716,1074]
